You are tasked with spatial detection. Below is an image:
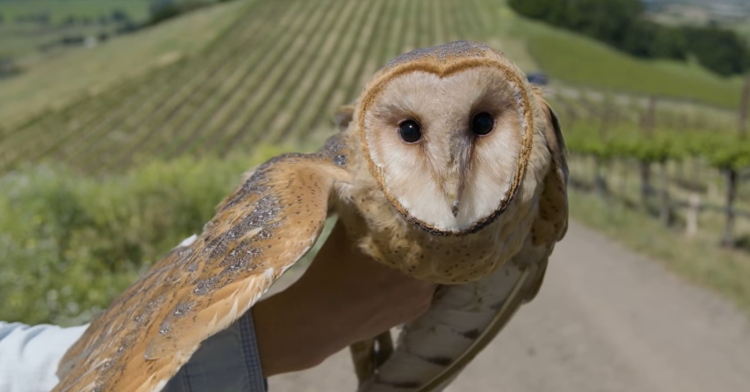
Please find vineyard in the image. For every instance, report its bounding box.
[0,0,246,127]
[1,0,747,174]
[0,0,503,174]
[546,88,750,248]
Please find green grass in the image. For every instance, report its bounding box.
[0,0,149,59]
[505,13,745,109]
[0,0,224,59]
[0,0,247,127]
[0,28,159,67]
[569,188,750,316]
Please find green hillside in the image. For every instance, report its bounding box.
[522,23,743,109]
[0,0,247,127]
[0,0,150,23]
[0,0,744,176]
[0,0,222,58]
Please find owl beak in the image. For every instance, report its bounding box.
[444,135,473,218]
[451,200,461,217]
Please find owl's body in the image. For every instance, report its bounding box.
[53,41,567,392]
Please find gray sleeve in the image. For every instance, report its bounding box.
[163,311,268,392]
[0,321,89,392]
[1,238,266,392]
[0,311,266,392]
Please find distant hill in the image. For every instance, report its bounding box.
[644,0,750,21]
[0,0,246,128]
[644,0,750,8]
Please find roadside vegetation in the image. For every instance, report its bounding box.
[0,146,290,326]
[568,188,750,316]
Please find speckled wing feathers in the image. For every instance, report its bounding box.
[530,88,569,247]
[521,90,568,304]
[54,138,351,392]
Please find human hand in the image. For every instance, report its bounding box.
[251,222,437,377]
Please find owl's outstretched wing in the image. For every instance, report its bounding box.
[518,88,568,304]
[530,88,568,247]
[54,136,351,392]
[357,96,568,392]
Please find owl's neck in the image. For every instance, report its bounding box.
[334,171,540,284]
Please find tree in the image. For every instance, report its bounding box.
[111,9,130,24]
[650,26,687,61]
[621,20,658,58]
[63,15,77,26]
[683,26,749,77]
[148,0,181,25]
[507,0,551,20]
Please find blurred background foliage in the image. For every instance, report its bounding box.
[0,145,288,326]
[0,0,748,325]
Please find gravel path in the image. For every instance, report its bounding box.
[266,220,750,392]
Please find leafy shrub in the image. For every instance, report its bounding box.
[0,146,288,326]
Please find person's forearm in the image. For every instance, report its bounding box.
[0,224,434,390]
[251,222,435,378]
[252,287,325,376]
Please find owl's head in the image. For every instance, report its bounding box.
[352,41,545,236]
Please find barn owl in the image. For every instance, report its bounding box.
[53,40,568,392]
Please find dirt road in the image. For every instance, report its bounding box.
[266,221,750,392]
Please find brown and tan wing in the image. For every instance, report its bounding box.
[54,140,351,392]
[530,88,568,246]
[521,89,568,303]
[357,95,568,392]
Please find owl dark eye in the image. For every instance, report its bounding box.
[471,112,494,136]
[398,120,422,143]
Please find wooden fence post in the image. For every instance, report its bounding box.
[739,75,749,138]
[638,96,657,210]
[686,192,700,238]
[721,75,749,247]
[594,94,614,198]
[659,160,673,226]
[721,168,738,248]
